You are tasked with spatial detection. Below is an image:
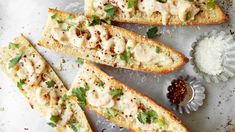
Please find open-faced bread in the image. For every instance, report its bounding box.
[0,35,92,132]
[39,9,188,74]
[84,0,228,25]
[69,61,188,132]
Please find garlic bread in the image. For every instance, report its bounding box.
[0,35,92,132]
[39,9,188,74]
[69,61,188,132]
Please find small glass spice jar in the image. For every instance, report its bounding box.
[167,75,205,114]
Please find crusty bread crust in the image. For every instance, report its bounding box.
[0,35,92,132]
[38,9,188,74]
[74,61,189,132]
[85,0,228,25]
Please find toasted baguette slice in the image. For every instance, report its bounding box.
[0,35,92,132]
[69,61,188,132]
[84,0,228,25]
[39,9,188,74]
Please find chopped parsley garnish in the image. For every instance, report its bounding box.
[17,79,25,89]
[157,0,167,3]
[137,110,157,124]
[46,80,55,88]
[9,43,20,49]
[186,12,192,21]
[207,0,215,10]
[147,27,161,38]
[63,22,77,32]
[97,81,105,87]
[102,19,112,25]
[47,122,56,127]
[88,15,101,26]
[187,0,194,2]
[8,52,24,69]
[51,14,63,23]
[109,88,123,97]
[62,94,69,101]
[128,0,137,9]
[104,3,116,18]
[70,122,79,132]
[51,14,57,19]
[105,108,117,118]
[63,25,72,32]
[76,58,84,65]
[84,83,90,90]
[119,50,132,64]
[154,118,165,126]
[61,58,66,63]
[48,115,61,127]
[88,15,112,26]
[155,46,161,53]
[50,115,61,123]
[72,83,89,107]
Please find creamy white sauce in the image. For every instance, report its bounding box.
[113,36,125,54]
[138,0,200,24]
[126,39,136,49]
[117,95,138,118]
[60,107,73,126]
[16,55,46,86]
[86,86,114,108]
[35,87,49,105]
[102,38,114,51]
[51,27,68,43]
[136,118,157,131]
[97,50,114,62]
[133,44,173,65]
[67,29,85,48]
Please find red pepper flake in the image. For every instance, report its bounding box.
[167,78,188,105]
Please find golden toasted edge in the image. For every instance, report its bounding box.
[0,34,92,132]
[38,9,188,74]
[84,2,228,25]
[79,61,188,132]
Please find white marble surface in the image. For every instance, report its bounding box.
[0,0,235,132]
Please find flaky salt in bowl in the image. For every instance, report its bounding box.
[190,30,235,83]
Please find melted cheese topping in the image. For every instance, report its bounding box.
[93,0,201,25]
